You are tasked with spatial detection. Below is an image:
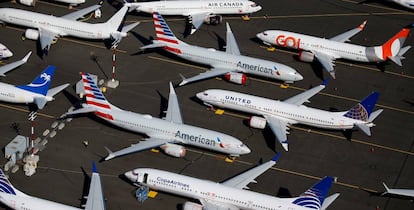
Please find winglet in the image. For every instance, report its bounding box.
[92,161,98,173]
[358,20,367,30]
[104,147,115,161]
[271,153,281,162]
[321,78,329,86]
[178,74,189,86]
[169,81,176,95]
[22,51,32,62]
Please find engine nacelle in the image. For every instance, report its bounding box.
[25,29,39,41]
[160,144,186,158]
[249,116,267,129]
[224,72,247,85]
[298,51,315,62]
[19,0,35,6]
[204,15,223,25]
[183,202,203,210]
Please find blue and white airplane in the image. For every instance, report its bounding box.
[141,12,303,86]
[0,163,105,210]
[0,65,69,109]
[196,82,383,151]
[0,43,13,59]
[124,154,340,210]
[65,73,250,161]
[0,51,32,77]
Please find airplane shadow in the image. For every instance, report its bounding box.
[79,166,92,207]
[156,90,169,118]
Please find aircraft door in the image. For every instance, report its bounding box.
[143,173,148,184]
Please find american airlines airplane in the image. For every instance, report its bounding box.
[0,65,69,109]
[0,5,139,54]
[196,81,383,151]
[0,163,105,210]
[125,0,262,34]
[18,0,86,7]
[0,51,32,76]
[382,183,414,198]
[256,21,411,78]
[65,73,250,161]
[124,154,340,210]
[141,12,303,86]
[0,43,13,59]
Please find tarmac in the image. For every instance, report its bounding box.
[0,0,413,210]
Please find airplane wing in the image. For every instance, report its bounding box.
[0,51,31,76]
[104,137,173,161]
[225,23,240,55]
[283,81,327,105]
[187,11,211,34]
[264,115,290,151]
[199,199,238,210]
[39,27,59,52]
[329,20,367,43]
[312,50,337,79]
[61,5,101,20]
[221,154,280,189]
[164,82,183,124]
[179,67,232,86]
[84,163,105,210]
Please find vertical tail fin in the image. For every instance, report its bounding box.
[0,169,27,197]
[343,92,379,121]
[16,65,56,96]
[81,72,112,114]
[292,177,335,210]
[380,28,411,65]
[152,11,180,46]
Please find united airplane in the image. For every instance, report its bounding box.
[0,43,13,59]
[125,0,262,34]
[18,0,85,7]
[0,51,32,76]
[124,154,340,210]
[256,21,411,78]
[0,5,139,54]
[0,163,105,210]
[196,81,383,151]
[65,73,250,161]
[141,12,303,86]
[0,65,69,109]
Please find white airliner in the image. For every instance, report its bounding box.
[196,81,383,151]
[388,0,414,9]
[125,0,262,34]
[256,21,411,78]
[0,43,13,59]
[0,51,32,76]
[0,163,105,210]
[0,65,69,109]
[18,0,85,7]
[141,12,303,86]
[124,154,340,210]
[0,5,139,54]
[382,183,414,198]
[65,73,250,161]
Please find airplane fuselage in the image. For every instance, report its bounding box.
[126,168,308,210]
[0,83,51,104]
[0,8,113,40]
[257,30,384,63]
[197,89,373,130]
[0,192,81,210]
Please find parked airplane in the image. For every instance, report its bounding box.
[124,154,339,210]
[65,73,250,161]
[18,0,86,7]
[141,12,302,86]
[125,0,262,35]
[256,21,411,78]
[0,163,105,210]
[196,81,383,151]
[382,183,414,198]
[0,51,32,76]
[359,0,414,10]
[0,65,69,109]
[0,5,139,54]
[0,43,13,59]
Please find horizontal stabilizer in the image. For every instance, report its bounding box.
[34,97,47,110]
[398,45,411,57]
[140,41,167,50]
[65,105,98,116]
[46,83,70,98]
[321,193,340,210]
[389,55,402,66]
[368,109,383,122]
[355,123,371,136]
[122,22,140,33]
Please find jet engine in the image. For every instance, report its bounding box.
[298,51,315,62]
[249,116,267,129]
[160,144,186,158]
[204,15,223,25]
[19,0,35,6]
[183,202,203,210]
[25,29,40,40]
[224,72,247,85]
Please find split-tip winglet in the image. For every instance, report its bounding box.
[92,161,98,173]
[104,146,115,161]
[271,153,281,162]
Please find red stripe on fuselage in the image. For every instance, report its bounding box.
[164,46,182,54]
[95,111,114,120]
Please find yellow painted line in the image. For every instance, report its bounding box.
[0,104,55,118]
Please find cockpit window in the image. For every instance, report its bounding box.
[203,93,208,96]
[262,32,267,36]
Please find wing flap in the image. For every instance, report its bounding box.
[264,116,290,151]
[313,50,336,78]
[188,11,210,34]
[179,67,232,86]
[61,5,101,20]
[39,28,59,52]
[283,82,326,105]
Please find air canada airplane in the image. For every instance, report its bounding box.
[0,51,32,77]
[124,0,262,34]
[196,81,383,151]
[0,163,105,210]
[65,72,250,161]
[0,5,139,54]
[141,12,303,86]
[124,154,340,210]
[256,21,411,78]
[0,65,69,109]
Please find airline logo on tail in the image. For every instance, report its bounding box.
[343,92,379,121]
[292,177,334,210]
[152,11,182,54]
[16,65,55,96]
[381,28,410,60]
[0,170,16,195]
[27,73,51,88]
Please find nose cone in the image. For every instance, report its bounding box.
[196,92,204,101]
[124,170,136,182]
[256,32,264,41]
[294,72,304,81]
[1,49,13,58]
[241,145,251,154]
[254,5,262,12]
